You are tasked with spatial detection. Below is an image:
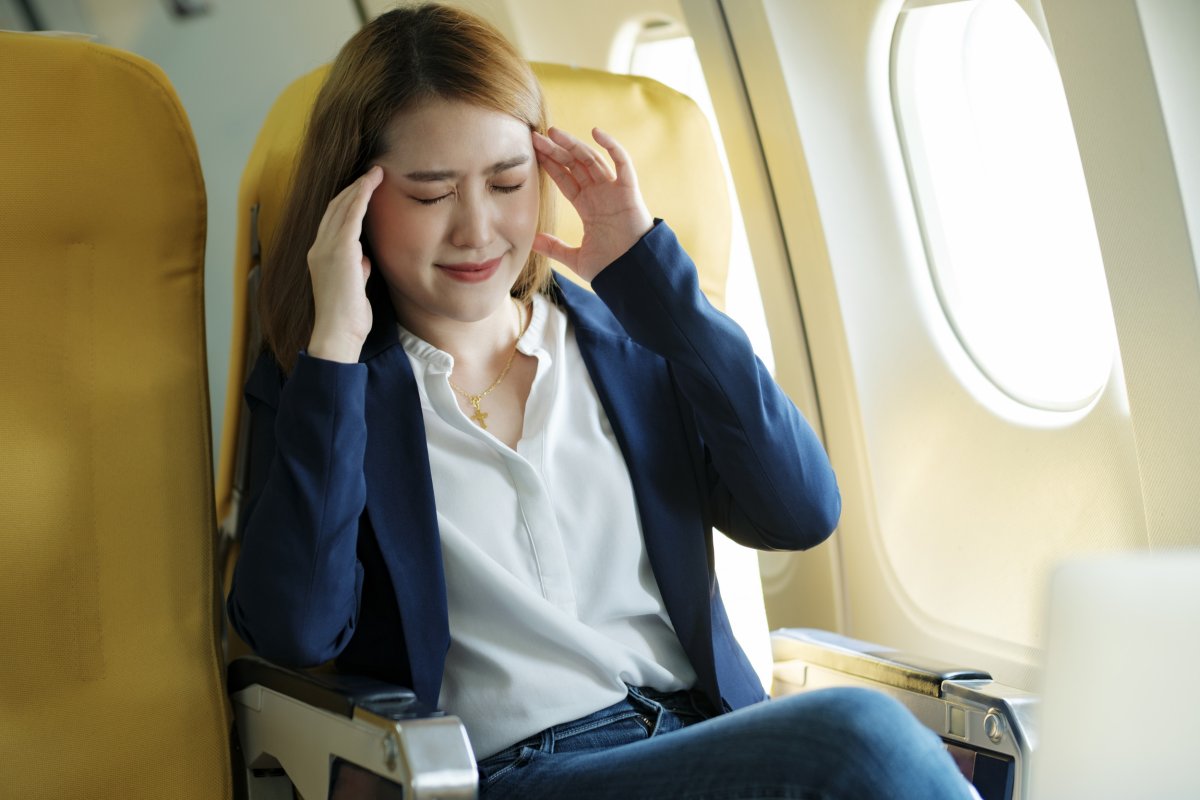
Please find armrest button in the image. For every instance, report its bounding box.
[383,730,399,771]
[984,708,1004,743]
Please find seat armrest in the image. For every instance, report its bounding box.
[228,655,437,721]
[229,655,477,799]
[771,627,992,698]
[772,628,1037,800]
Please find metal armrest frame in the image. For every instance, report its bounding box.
[771,628,1038,800]
[228,656,477,799]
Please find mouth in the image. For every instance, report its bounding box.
[436,256,503,283]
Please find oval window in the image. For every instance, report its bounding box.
[893,0,1117,411]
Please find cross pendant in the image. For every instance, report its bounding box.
[469,400,489,429]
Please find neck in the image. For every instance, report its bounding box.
[394,297,522,368]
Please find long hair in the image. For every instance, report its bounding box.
[259,3,554,372]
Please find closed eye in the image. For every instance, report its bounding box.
[411,182,524,205]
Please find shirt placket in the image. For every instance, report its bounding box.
[425,344,579,616]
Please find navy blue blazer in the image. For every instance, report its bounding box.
[228,221,840,717]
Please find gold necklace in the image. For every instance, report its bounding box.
[448,299,524,430]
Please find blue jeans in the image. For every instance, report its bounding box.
[477,685,974,799]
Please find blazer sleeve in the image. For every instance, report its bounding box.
[226,351,369,666]
[590,220,841,551]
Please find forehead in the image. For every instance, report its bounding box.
[380,98,532,166]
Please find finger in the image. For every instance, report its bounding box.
[534,129,585,183]
[340,165,384,238]
[321,166,383,238]
[548,126,614,184]
[591,127,638,187]
[532,231,579,270]
[534,139,581,199]
[552,126,615,184]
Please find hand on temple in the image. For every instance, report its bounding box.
[532,126,654,282]
[307,165,382,363]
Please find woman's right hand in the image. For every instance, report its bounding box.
[306,165,384,363]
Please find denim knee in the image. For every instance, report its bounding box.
[803,687,934,744]
[773,687,943,757]
[769,687,969,799]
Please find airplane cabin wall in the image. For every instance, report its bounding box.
[1138,0,1200,283]
[1042,0,1200,549]
[0,4,24,29]
[703,0,1200,691]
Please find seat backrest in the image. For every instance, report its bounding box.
[215,61,732,559]
[0,32,231,798]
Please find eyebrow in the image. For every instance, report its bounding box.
[403,154,530,182]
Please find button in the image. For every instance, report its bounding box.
[984,709,1004,743]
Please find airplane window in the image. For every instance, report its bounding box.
[628,26,776,376]
[893,0,1117,411]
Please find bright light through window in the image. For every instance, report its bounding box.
[894,0,1117,411]
[629,31,776,376]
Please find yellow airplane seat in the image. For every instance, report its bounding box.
[0,31,475,800]
[0,32,231,798]
[216,60,731,798]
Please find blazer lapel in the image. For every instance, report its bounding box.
[361,315,449,705]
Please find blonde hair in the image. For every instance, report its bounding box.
[260,3,554,371]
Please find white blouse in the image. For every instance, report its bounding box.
[397,292,696,760]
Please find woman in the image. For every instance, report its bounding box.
[227,4,973,798]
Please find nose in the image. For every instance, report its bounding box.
[449,187,495,251]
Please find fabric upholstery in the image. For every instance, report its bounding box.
[0,32,231,799]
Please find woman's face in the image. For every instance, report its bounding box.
[365,98,540,333]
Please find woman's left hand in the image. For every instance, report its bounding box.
[532,126,654,282]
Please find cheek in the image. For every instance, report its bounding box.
[363,194,392,251]
[508,186,541,244]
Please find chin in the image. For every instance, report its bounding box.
[416,287,518,327]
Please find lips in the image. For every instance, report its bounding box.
[436,256,502,283]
